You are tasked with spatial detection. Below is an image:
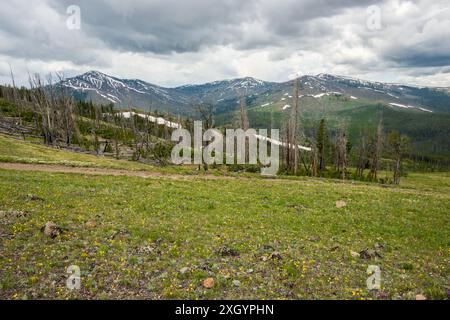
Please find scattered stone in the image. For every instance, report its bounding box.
[217,246,239,257]
[40,221,64,239]
[200,261,213,271]
[270,251,282,260]
[109,229,131,239]
[359,248,382,259]
[232,280,241,287]
[140,245,155,253]
[26,194,45,201]
[137,244,161,255]
[350,250,360,258]
[85,220,97,228]
[415,294,426,300]
[246,269,254,274]
[335,200,347,208]
[329,244,340,252]
[202,278,215,289]
[179,267,189,274]
[0,210,30,219]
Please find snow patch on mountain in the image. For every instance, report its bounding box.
[117,111,181,128]
[388,103,433,113]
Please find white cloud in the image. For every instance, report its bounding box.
[0,0,449,87]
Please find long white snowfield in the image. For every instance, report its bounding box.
[255,134,312,152]
[388,103,433,113]
[116,111,311,152]
[117,111,181,128]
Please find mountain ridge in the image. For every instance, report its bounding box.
[59,70,450,115]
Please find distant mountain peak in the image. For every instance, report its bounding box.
[80,70,111,80]
[57,70,450,114]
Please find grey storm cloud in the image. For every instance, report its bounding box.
[0,0,449,86]
[388,53,450,68]
[47,0,376,54]
[49,0,258,54]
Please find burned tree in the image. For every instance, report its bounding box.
[387,130,411,184]
[355,129,369,178]
[336,123,348,180]
[316,118,329,171]
[368,112,383,181]
[196,102,214,171]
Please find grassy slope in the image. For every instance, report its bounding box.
[0,134,149,170]
[0,134,199,175]
[0,168,448,299]
[0,132,448,300]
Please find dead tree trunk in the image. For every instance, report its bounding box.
[356,131,367,178]
[239,93,249,162]
[292,77,300,175]
[337,124,348,180]
[368,114,383,181]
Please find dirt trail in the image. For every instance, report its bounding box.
[0,162,305,185]
[0,162,441,197]
[0,162,203,180]
[0,162,263,181]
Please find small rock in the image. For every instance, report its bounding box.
[200,262,213,271]
[217,246,239,257]
[336,200,347,208]
[232,280,241,287]
[139,245,154,253]
[110,229,130,240]
[26,194,44,201]
[350,250,360,258]
[179,267,189,274]
[202,278,215,289]
[85,220,97,228]
[0,210,29,219]
[374,243,385,250]
[359,248,382,259]
[415,294,426,300]
[329,244,340,252]
[270,251,282,260]
[246,269,254,274]
[40,221,64,239]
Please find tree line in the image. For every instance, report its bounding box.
[0,72,440,183]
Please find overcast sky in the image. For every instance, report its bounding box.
[0,0,449,87]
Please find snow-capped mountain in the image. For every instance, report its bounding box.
[176,76,277,101]
[58,71,450,114]
[269,73,449,113]
[60,71,191,113]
